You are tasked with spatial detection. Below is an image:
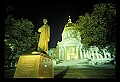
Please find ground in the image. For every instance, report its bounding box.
[4,63,115,79]
[54,65,115,79]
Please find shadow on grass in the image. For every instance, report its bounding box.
[54,67,69,78]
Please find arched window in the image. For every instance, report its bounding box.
[95,55,97,59]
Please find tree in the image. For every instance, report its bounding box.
[4,15,39,67]
[76,3,116,56]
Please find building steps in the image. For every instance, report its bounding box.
[55,59,88,66]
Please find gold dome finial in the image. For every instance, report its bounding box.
[68,15,72,23]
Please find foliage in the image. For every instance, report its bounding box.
[4,15,39,67]
[76,3,116,55]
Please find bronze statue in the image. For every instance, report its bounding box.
[37,19,50,54]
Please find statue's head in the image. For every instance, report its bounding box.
[43,19,48,25]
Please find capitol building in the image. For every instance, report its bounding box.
[48,16,114,65]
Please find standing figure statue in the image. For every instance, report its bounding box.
[37,19,50,54]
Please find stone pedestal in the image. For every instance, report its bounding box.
[14,53,54,78]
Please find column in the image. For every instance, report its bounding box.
[86,50,89,59]
[62,47,65,60]
[66,46,68,60]
[68,46,71,60]
[59,47,61,60]
[108,53,111,59]
[59,47,62,60]
[92,51,95,59]
[96,50,99,59]
[71,46,73,60]
[74,46,76,59]
[61,47,64,60]
[103,50,107,59]
[67,46,69,60]
[72,46,74,59]
[80,48,83,59]
[76,46,78,60]
[70,46,72,60]
[83,50,86,59]
[64,46,67,60]
[88,50,90,59]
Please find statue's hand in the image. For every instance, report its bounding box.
[48,38,49,41]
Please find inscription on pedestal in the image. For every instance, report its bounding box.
[14,54,54,78]
[14,55,40,78]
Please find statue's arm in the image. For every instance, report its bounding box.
[38,26,44,32]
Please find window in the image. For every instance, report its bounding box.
[106,55,109,58]
[99,55,101,59]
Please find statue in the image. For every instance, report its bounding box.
[37,19,50,54]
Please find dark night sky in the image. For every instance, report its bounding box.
[6,0,115,49]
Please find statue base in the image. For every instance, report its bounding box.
[14,53,54,78]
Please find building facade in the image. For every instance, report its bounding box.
[49,16,114,64]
